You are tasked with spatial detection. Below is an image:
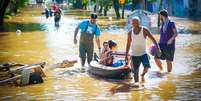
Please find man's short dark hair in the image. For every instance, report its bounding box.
[159,10,168,18]
[103,41,108,45]
[91,13,98,19]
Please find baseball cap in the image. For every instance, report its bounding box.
[91,13,98,19]
[131,16,140,22]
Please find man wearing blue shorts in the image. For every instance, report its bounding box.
[125,16,160,86]
[74,14,101,67]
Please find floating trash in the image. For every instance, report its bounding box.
[16,29,22,35]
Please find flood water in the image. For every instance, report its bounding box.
[0,6,201,101]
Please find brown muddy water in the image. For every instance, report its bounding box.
[0,6,201,101]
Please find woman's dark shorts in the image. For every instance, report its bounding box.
[155,44,175,61]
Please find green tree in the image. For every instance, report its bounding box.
[113,0,120,19]
[120,0,127,19]
[0,0,28,25]
[82,0,89,9]
[0,0,11,25]
[98,0,112,16]
[73,0,83,9]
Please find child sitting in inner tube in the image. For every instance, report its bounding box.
[99,40,126,67]
[99,41,111,64]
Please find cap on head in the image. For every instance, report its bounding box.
[91,13,98,19]
[159,9,168,18]
[131,16,140,22]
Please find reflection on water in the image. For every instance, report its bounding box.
[0,22,45,32]
[0,6,201,101]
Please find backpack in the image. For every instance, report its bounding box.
[54,9,61,18]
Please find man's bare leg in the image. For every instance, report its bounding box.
[154,58,163,71]
[166,60,172,72]
[81,58,86,67]
[141,68,148,82]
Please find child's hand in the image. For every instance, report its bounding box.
[125,56,129,65]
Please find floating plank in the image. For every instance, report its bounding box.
[0,75,21,85]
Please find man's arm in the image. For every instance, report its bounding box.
[144,28,159,49]
[95,37,101,49]
[125,31,132,62]
[74,24,80,44]
[95,26,101,50]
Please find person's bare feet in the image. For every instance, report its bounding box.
[141,74,145,83]
[131,82,140,87]
[129,78,135,84]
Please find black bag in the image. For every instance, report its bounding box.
[29,72,43,84]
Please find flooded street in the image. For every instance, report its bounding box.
[0,6,201,101]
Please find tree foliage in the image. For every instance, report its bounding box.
[0,0,10,24]
[0,0,29,24]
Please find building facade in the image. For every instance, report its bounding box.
[146,0,201,17]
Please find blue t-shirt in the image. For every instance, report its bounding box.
[79,20,101,37]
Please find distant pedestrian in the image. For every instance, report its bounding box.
[44,8,49,19]
[49,8,53,17]
[54,8,62,26]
